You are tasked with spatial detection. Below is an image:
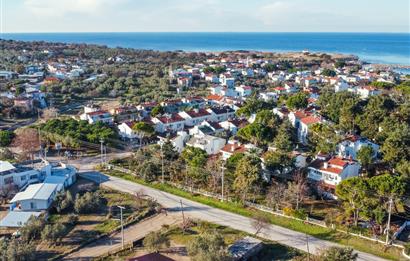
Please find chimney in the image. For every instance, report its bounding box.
[231,144,235,152]
[323,162,329,169]
[194,108,199,113]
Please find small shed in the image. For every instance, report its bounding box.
[0,211,42,228]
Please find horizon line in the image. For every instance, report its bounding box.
[1,31,409,34]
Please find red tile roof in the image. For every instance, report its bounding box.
[185,108,211,118]
[156,113,185,124]
[221,143,246,154]
[206,94,224,101]
[320,166,343,175]
[300,115,321,125]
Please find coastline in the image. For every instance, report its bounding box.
[1,32,409,66]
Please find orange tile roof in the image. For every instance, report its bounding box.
[221,144,246,154]
[206,94,224,101]
[300,115,321,125]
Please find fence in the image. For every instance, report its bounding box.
[106,163,406,251]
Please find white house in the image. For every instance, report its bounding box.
[206,106,235,122]
[337,135,379,160]
[334,81,350,92]
[0,161,41,189]
[220,141,247,160]
[186,135,226,155]
[307,156,361,189]
[10,183,61,211]
[157,131,189,153]
[259,92,278,102]
[80,109,114,125]
[118,122,139,139]
[220,119,248,135]
[288,110,321,144]
[178,109,212,127]
[357,86,381,99]
[235,85,252,97]
[152,113,186,133]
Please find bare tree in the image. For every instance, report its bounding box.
[41,108,59,121]
[0,184,18,204]
[205,156,223,192]
[284,171,309,210]
[251,213,270,236]
[12,128,40,161]
[266,180,287,210]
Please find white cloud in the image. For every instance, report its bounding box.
[23,0,127,17]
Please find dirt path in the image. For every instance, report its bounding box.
[64,213,181,260]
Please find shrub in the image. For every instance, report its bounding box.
[143,231,170,252]
[74,191,104,214]
[20,215,46,242]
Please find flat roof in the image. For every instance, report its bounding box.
[0,211,42,228]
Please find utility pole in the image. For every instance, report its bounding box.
[221,165,225,202]
[306,234,310,261]
[180,199,185,223]
[160,142,164,183]
[117,206,125,249]
[99,138,104,185]
[385,197,393,245]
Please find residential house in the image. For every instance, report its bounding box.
[186,135,226,155]
[357,86,381,99]
[220,141,247,160]
[157,131,189,153]
[307,155,361,189]
[207,106,235,122]
[235,85,252,97]
[178,109,212,127]
[152,113,185,133]
[0,161,40,189]
[118,122,139,139]
[337,135,379,160]
[10,183,61,211]
[80,110,114,125]
[219,119,248,135]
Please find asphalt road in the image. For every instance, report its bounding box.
[80,171,388,261]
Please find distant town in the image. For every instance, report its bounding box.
[0,39,409,261]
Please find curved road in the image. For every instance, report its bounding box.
[80,171,388,261]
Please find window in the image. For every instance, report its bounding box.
[30,202,36,209]
[30,174,38,180]
[21,175,27,181]
[4,177,13,184]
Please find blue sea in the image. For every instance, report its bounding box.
[1,32,409,65]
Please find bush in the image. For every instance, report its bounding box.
[404,243,410,255]
[0,130,14,147]
[0,238,36,260]
[74,191,104,214]
[65,214,79,226]
[20,215,46,242]
[283,207,307,220]
[143,231,170,252]
[315,246,358,261]
[41,222,68,245]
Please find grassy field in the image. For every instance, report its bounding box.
[105,169,404,260]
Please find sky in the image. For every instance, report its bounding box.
[1,0,409,33]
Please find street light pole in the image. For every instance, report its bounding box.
[117,206,125,249]
[385,197,394,245]
[160,142,164,183]
[221,165,225,202]
[99,138,105,185]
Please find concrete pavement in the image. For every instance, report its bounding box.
[80,171,388,261]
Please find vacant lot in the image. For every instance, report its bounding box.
[100,220,304,261]
[35,177,156,260]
